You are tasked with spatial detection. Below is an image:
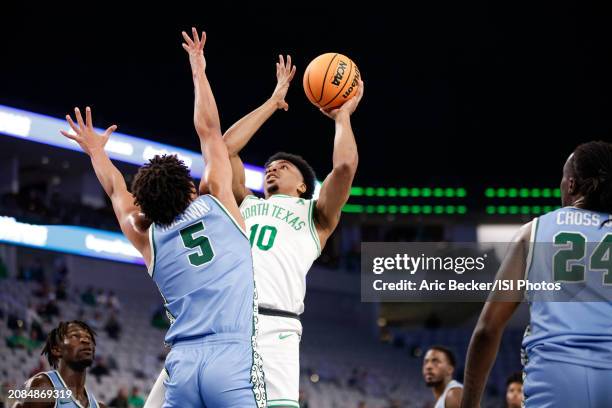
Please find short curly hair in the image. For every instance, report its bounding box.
[265,152,316,199]
[571,141,612,213]
[131,155,195,226]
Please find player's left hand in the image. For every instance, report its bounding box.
[271,54,297,111]
[60,107,117,156]
[320,80,364,120]
[182,27,207,71]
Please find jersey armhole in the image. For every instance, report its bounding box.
[147,224,156,277]
[523,217,539,281]
[207,194,249,239]
[309,200,322,256]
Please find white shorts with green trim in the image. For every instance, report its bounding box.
[258,313,302,408]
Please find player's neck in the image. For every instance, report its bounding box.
[432,378,451,400]
[266,192,300,199]
[57,362,87,392]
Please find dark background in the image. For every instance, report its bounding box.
[1,3,611,188]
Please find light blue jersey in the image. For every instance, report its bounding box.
[42,370,99,408]
[523,207,612,369]
[148,194,255,345]
[149,194,266,407]
[522,207,612,407]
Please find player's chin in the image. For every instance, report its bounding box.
[79,356,94,367]
[424,379,440,387]
[266,183,279,194]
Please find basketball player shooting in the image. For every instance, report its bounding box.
[145,55,363,408]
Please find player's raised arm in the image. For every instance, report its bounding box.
[314,81,363,245]
[460,222,532,408]
[59,107,149,260]
[222,55,296,204]
[182,27,243,227]
[224,55,296,156]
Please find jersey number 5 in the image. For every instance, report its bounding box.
[180,221,215,267]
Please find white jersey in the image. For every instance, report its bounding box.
[434,380,463,408]
[240,194,321,314]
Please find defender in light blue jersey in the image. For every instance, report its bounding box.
[59,28,265,408]
[19,320,103,408]
[462,141,612,408]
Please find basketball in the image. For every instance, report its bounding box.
[303,53,361,110]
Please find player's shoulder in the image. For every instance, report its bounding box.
[25,372,53,389]
[242,194,262,202]
[516,219,537,243]
[445,385,463,408]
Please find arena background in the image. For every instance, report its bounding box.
[1,4,611,407]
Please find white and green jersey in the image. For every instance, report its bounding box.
[240,194,321,315]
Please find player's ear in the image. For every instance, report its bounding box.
[297,183,306,195]
[52,344,62,359]
[568,176,577,195]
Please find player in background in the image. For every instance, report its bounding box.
[422,346,463,408]
[504,372,523,408]
[461,141,612,408]
[16,320,105,408]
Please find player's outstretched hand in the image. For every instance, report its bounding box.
[60,107,117,156]
[271,54,297,111]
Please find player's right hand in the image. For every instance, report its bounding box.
[60,107,117,156]
[271,54,296,111]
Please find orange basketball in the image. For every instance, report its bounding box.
[303,53,361,110]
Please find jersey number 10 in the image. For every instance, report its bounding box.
[249,224,278,251]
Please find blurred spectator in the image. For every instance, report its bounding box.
[104,312,122,340]
[6,312,21,331]
[40,299,60,320]
[109,387,129,408]
[33,281,51,299]
[387,400,401,408]
[108,291,121,312]
[357,402,366,408]
[6,327,39,351]
[90,356,110,379]
[81,287,96,306]
[107,354,119,371]
[505,371,523,408]
[55,281,68,301]
[88,310,104,331]
[52,257,69,286]
[128,386,145,408]
[299,389,309,408]
[96,289,108,307]
[25,302,41,330]
[29,325,45,344]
